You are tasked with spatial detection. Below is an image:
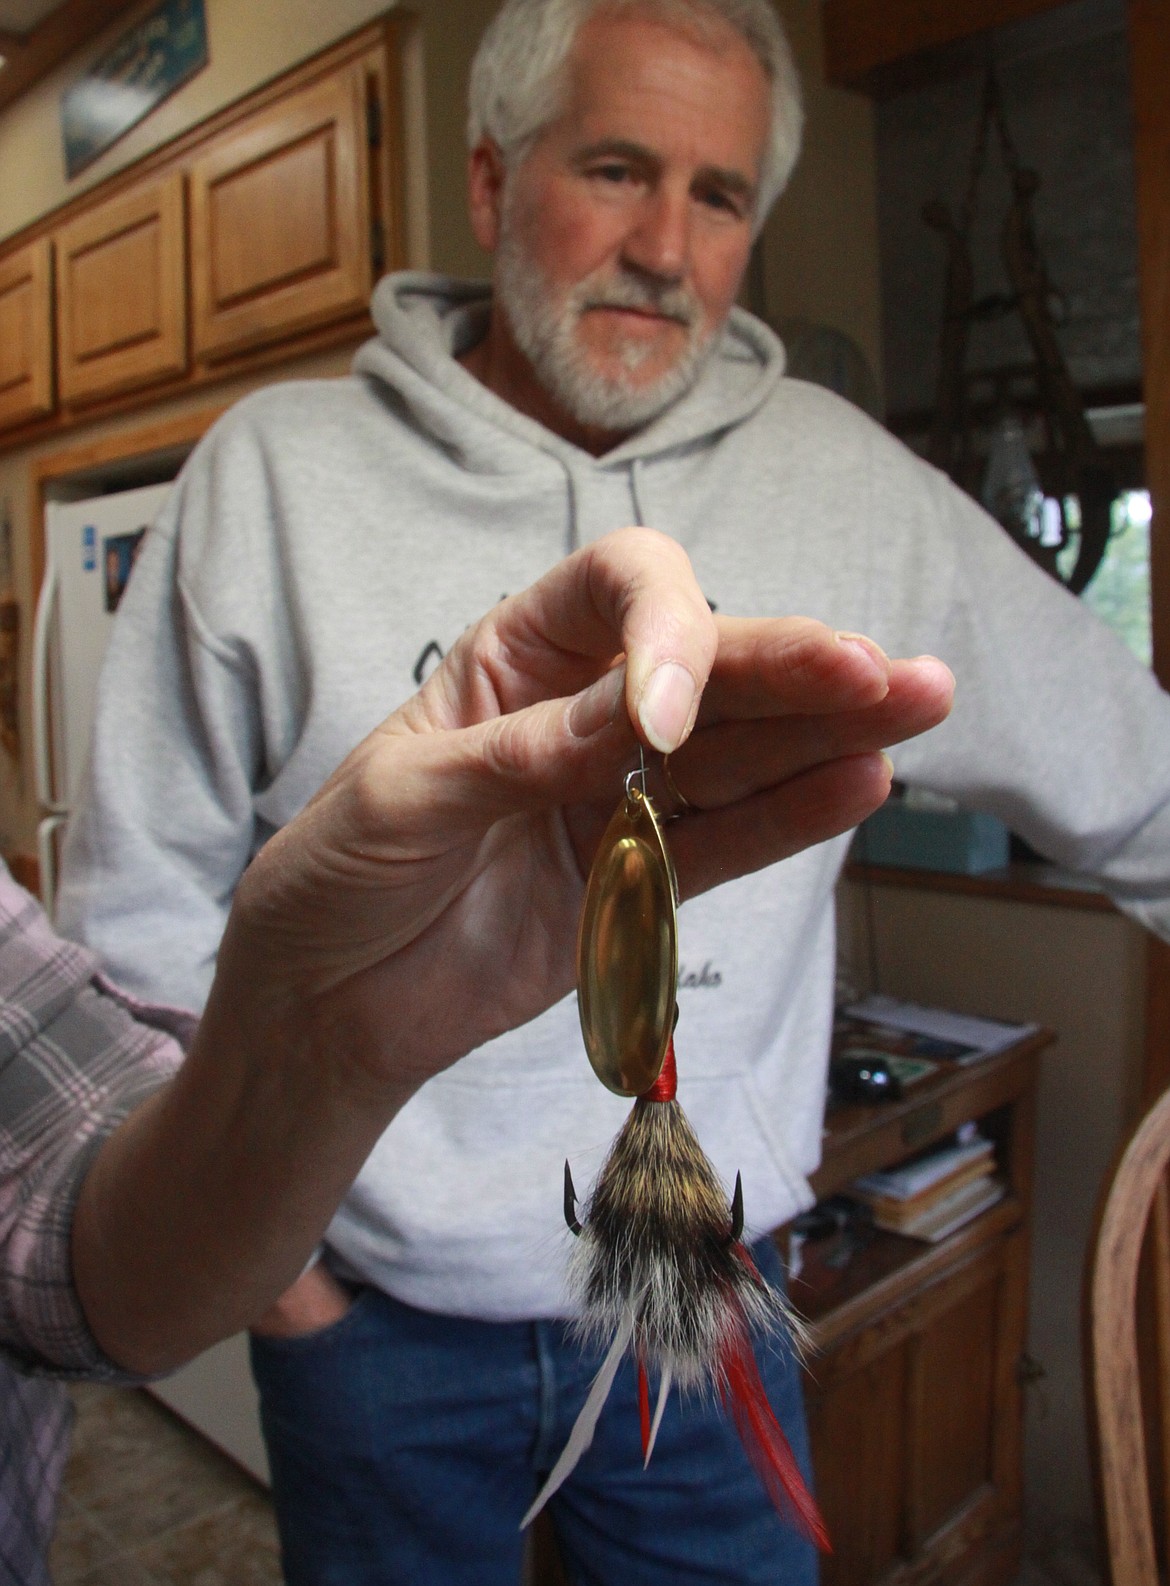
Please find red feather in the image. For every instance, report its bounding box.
[637,1358,651,1461]
[719,1321,831,1553]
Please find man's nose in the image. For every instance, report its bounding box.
[622,187,690,282]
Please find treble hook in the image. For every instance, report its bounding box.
[564,1160,583,1236]
[728,1171,744,1244]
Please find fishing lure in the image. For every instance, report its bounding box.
[522,768,829,1549]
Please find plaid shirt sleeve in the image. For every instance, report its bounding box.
[0,868,190,1380]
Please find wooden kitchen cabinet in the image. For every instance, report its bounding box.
[188,60,376,364]
[0,238,54,428]
[0,14,406,446]
[797,1034,1047,1586]
[55,171,187,408]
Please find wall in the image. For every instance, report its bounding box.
[758,0,884,394]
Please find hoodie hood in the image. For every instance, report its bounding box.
[353,271,788,474]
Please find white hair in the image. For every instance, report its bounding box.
[467,0,803,230]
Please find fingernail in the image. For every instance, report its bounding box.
[569,665,626,739]
[835,632,889,672]
[637,662,697,754]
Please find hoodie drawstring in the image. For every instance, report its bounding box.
[629,457,648,528]
[562,462,582,557]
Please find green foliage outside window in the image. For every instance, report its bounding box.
[1057,489,1152,665]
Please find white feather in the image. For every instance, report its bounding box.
[644,1364,672,1467]
[521,1308,635,1528]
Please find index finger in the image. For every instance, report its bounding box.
[407,528,720,749]
[694,616,897,724]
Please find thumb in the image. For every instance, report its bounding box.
[601,532,717,754]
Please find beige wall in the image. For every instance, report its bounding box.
[761,0,883,392]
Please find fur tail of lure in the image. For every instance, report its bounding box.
[522,1041,830,1551]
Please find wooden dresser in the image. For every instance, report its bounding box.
[798,1031,1049,1586]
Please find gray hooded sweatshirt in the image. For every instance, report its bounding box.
[58,273,1170,1319]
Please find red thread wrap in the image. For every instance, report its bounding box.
[640,1038,677,1102]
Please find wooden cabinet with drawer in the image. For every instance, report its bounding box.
[0,238,54,428]
[54,172,188,408]
[188,59,376,365]
[796,1033,1047,1586]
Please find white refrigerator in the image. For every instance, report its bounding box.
[33,482,173,917]
[33,481,270,1484]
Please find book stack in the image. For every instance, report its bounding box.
[849,1132,1004,1243]
[841,996,1038,1067]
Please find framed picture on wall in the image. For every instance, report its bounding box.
[61,0,209,180]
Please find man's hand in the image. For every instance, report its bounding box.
[251,1262,354,1339]
[218,528,953,1105]
[75,528,952,1374]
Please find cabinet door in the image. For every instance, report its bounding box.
[55,173,188,407]
[188,63,373,364]
[807,1233,1026,1585]
[0,238,54,430]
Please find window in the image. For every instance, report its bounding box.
[1057,489,1152,665]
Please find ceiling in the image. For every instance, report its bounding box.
[0,0,140,115]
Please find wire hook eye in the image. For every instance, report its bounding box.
[624,744,649,806]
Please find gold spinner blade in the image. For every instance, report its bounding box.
[576,781,678,1097]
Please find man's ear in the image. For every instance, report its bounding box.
[468,138,507,254]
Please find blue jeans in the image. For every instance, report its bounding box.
[250,1239,818,1586]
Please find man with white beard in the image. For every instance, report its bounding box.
[58,0,1170,1581]
[463,0,787,453]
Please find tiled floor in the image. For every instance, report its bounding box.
[50,1383,281,1586]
